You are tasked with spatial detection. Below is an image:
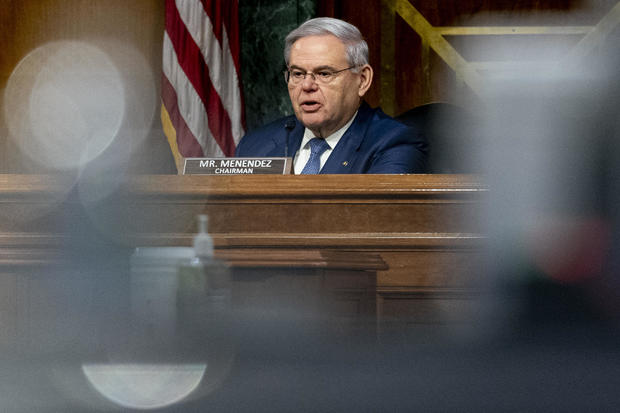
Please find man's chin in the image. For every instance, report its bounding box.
[298,116,325,132]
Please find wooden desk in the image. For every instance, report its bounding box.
[0,174,487,325]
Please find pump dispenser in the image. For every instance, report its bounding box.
[175,214,235,378]
[177,214,231,332]
[193,214,214,258]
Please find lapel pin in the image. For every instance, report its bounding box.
[342,161,348,166]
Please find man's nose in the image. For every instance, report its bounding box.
[301,74,318,90]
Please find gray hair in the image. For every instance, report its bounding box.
[284,17,369,70]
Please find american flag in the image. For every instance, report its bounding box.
[161,0,245,172]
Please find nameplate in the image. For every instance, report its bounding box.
[183,157,292,175]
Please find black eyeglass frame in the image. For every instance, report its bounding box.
[283,66,357,84]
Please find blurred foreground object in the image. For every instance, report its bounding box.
[480,26,620,336]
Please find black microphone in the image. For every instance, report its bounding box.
[284,118,296,158]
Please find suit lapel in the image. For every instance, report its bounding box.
[287,126,304,158]
[266,118,304,158]
[320,103,372,173]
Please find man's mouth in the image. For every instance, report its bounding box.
[300,100,321,112]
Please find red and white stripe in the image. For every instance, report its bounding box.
[162,0,244,158]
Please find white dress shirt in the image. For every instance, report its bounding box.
[293,111,358,174]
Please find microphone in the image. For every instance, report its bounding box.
[284,118,296,158]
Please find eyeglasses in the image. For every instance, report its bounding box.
[284,66,357,85]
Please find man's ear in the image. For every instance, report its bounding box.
[357,64,373,97]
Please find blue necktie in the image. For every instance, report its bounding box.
[300,138,330,174]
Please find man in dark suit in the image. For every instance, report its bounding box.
[235,17,427,174]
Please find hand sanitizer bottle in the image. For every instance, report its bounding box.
[177,215,230,337]
[193,214,213,260]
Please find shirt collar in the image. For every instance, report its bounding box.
[299,110,359,151]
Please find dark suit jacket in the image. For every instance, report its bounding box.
[235,102,428,173]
